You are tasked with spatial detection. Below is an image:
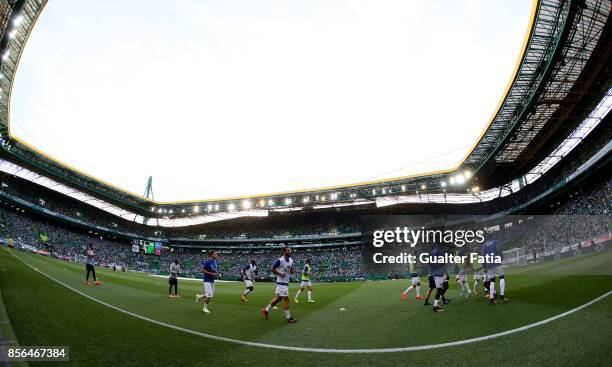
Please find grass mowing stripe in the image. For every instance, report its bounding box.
[7,248,612,354]
[0,271,29,367]
[0,290,17,346]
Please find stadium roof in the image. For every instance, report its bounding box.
[0,0,610,225]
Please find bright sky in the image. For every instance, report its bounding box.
[11,0,532,202]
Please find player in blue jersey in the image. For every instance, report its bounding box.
[262,247,297,323]
[428,245,447,312]
[481,240,509,304]
[195,250,219,313]
[442,269,452,304]
[241,259,258,302]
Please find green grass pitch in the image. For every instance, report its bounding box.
[0,247,611,366]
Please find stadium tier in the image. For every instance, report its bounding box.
[1,173,609,279]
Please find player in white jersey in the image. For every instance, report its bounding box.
[481,240,508,304]
[455,249,472,297]
[168,260,181,298]
[456,269,472,297]
[473,269,484,295]
[402,261,423,300]
[262,247,297,323]
[241,259,258,302]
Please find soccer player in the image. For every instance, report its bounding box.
[85,244,101,286]
[402,261,423,300]
[294,258,315,303]
[455,247,471,297]
[262,247,297,323]
[429,245,447,312]
[441,269,452,305]
[423,265,450,306]
[472,269,483,295]
[241,259,258,302]
[195,250,219,313]
[169,259,180,298]
[423,275,434,305]
[481,240,509,305]
[456,269,471,297]
[481,269,493,298]
[481,273,492,298]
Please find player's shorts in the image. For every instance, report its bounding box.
[456,274,467,282]
[300,280,312,288]
[433,276,445,289]
[169,277,178,285]
[204,282,215,298]
[244,279,253,288]
[411,276,420,285]
[428,275,435,288]
[474,273,482,281]
[483,272,494,282]
[275,284,289,297]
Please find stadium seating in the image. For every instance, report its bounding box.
[1,175,609,280]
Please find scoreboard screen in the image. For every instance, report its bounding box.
[141,240,156,255]
[133,240,163,256]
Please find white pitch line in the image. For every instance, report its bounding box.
[149,274,238,283]
[8,250,612,354]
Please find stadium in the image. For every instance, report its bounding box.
[0,0,610,366]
